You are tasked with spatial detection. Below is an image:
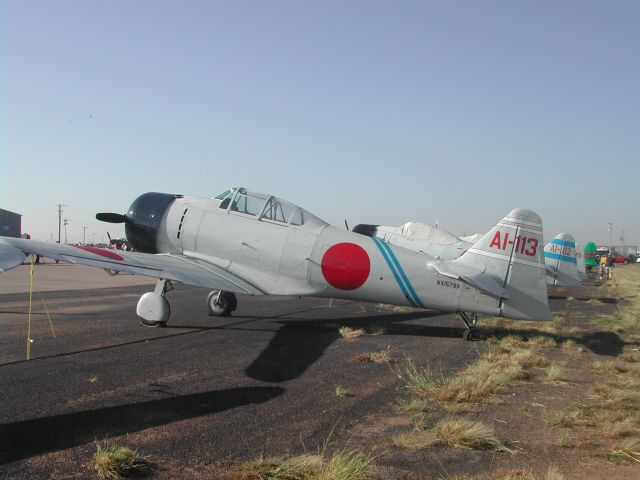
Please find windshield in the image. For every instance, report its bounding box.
[216,187,328,227]
[229,189,269,216]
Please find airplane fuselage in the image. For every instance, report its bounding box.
[149,194,501,317]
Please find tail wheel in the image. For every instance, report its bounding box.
[208,290,237,316]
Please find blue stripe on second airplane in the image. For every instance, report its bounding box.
[372,237,425,308]
[550,239,576,248]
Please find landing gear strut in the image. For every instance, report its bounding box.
[137,278,173,327]
[459,312,478,341]
[207,290,237,316]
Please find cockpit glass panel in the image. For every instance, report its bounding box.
[230,191,267,216]
[290,209,304,226]
[261,198,296,223]
[214,189,234,200]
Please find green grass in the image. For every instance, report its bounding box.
[90,443,141,479]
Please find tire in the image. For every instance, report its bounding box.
[139,302,170,327]
[208,290,237,316]
[139,318,168,328]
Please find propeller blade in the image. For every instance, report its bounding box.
[96,213,127,223]
[344,219,349,230]
[107,231,112,241]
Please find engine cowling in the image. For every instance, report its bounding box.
[124,192,179,253]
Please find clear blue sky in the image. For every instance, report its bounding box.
[2,1,638,246]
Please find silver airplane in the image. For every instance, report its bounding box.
[0,187,553,340]
[354,222,583,288]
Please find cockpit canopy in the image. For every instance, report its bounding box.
[214,187,327,228]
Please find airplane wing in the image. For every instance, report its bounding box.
[0,237,262,295]
[429,261,510,299]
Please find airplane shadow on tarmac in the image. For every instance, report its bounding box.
[244,310,457,382]
[243,309,627,383]
[0,386,284,464]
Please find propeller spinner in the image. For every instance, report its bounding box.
[96,192,179,253]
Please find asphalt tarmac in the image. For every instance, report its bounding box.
[0,264,583,478]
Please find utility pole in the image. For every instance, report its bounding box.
[82,226,87,244]
[608,222,613,250]
[63,218,69,243]
[57,204,66,243]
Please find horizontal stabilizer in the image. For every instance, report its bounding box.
[545,264,581,287]
[429,261,509,299]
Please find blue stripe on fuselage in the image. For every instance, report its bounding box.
[377,239,426,308]
[371,237,417,307]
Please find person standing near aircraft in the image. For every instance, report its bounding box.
[606,255,615,280]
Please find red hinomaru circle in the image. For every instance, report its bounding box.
[321,242,370,290]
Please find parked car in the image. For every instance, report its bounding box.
[613,255,631,264]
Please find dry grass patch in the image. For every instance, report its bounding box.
[335,385,353,398]
[391,430,438,450]
[350,350,391,364]
[603,418,639,438]
[543,411,579,428]
[448,467,564,480]
[555,432,573,448]
[590,360,622,374]
[619,352,639,363]
[339,327,365,338]
[528,336,556,348]
[545,362,567,383]
[560,339,583,355]
[374,303,417,313]
[433,418,507,451]
[233,449,374,480]
[609,436,640,463]
[396,398,430,429]
[400,337,544,404]
[90,443,144,479]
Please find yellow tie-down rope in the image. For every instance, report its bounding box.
[26,255,56,360]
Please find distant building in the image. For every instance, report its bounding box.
[0,208,22,238]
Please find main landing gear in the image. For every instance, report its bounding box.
[137,278,173,327]
[459,312,478,341]
[207,290,237,317]
[136,282,238,326]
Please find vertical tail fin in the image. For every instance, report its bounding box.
[544,233,580,286]
[454,208,552,320]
